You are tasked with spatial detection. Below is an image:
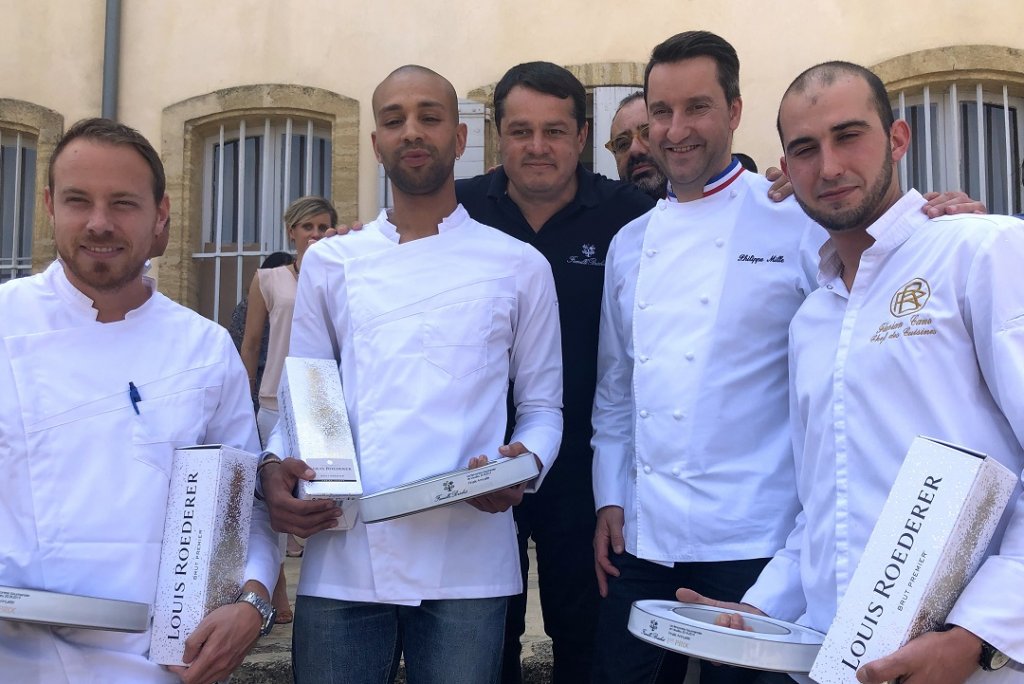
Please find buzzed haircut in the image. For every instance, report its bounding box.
[614,91,645,118]
[777,61,894,142]
[48,118,166,204]
[372,64,459,117]
[644,31,741,104]
[493,62,587,133]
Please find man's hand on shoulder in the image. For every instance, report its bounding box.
[765,167,794,203]
[322,221,365,238]
[921,191,986,218]
[261,456,342,536]
[166,582,266,684]
[465,442,534,514]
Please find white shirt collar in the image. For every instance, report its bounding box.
[376,204,470,243]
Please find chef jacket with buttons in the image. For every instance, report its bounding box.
[743,192,1024,674]
[0,262,280,683]
[592,165,825,563]
[266,205,563,605]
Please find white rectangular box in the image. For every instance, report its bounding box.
[810,437,1017,683]
[360,455,540,523]
[149,445,257,665]
[278,357,362,530]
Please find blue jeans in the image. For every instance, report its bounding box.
[292,595,507,684]
[592,552,770,684]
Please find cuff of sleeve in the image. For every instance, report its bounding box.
[243,500,283,594]
[946,557,1024,661]
[511,429,561,493]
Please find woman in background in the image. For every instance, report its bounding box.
[240,195,337,623]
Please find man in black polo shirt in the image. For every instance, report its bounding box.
[456,62,653,684]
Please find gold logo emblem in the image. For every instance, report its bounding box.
[890,278,931,317]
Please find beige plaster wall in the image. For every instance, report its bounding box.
[5,0,1024,225]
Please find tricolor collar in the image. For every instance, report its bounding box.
[666,157,745,202]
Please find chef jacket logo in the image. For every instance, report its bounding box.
[890,278,931,317]
[568,243,604,266]
[443,480,454,493]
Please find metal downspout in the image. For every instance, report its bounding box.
[101,0,122,120]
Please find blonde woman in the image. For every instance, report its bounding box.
[240,195,337,622]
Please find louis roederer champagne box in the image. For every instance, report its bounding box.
[809,436,1017,683]
[278,357,362,530]
[149,445,257,665]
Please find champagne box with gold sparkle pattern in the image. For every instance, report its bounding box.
[278,357,362,530]
[149,445,257,665]
[809,437,1016,683]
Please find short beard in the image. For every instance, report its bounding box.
[631,174,667,200]
[626,154,668,200]
[796,157,893,233]
[386,145,452,196]
[64,255,145,293]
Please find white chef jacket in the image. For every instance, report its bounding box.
[592,168,825,563]
[0,262,280,683]
[744,191,1024,676]
[266,205,563,604]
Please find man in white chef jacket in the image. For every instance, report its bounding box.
[680,62,1024,683]
[0,118,281,683]
[590,30,826,684]
[260,65,563,684]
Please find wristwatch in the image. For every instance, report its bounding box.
[979,640,1010,671]
[236,590,276,637]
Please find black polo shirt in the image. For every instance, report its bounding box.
[456,165,654,496]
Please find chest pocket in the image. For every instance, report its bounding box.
[421,298,494,379]
[132,385,208,477]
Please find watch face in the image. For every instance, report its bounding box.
[989,650,1011,670]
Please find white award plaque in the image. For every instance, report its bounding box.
[629,600,824,674]
[360,456,540,524]
[0,586,150,632]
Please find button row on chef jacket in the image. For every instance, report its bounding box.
[640,464,687,477]
[638,410,688,420]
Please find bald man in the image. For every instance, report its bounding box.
[259,65,563,684]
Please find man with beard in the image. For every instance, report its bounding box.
[591,31,827,684]
[605,91,669,200]
[0,118,280,684]
[259,65,563,684]
[681,61,1024,684]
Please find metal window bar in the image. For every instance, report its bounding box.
[5,131,25,281]
[305,119,313,196]
[976,84,987,203]
[898,91,908,190]
[212,125,226,322]
[1004,86,1013,212]
[924,86,933,192]
[283,118,293,227]
[950,83,962,190]
[236,120,247,312]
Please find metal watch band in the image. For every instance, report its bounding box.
[236,590,275,637]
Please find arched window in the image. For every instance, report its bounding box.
[162,85,358,324]
[876,46,1024,215]
[0,99,62,283]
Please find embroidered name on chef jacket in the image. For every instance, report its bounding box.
[869,277,938,344]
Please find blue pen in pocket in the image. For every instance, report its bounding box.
[128,381,142,414]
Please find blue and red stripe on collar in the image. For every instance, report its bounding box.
[666,157,745,202]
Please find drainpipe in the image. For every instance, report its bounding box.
[101,0,122,120]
